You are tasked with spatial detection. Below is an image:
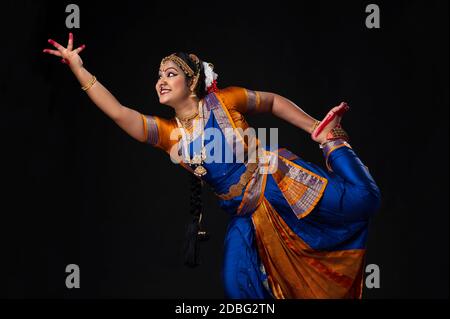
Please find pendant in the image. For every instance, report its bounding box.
[192,154,202,165]
[194,165,207,177]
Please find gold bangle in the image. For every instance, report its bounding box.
[81,76,97,91]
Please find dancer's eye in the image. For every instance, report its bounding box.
[157,72,177,80]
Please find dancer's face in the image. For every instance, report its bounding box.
[156,60,191,107]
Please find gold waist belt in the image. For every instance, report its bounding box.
[216,159,259,201]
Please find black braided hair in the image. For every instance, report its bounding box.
[183,173,210,267]
[174,52,209,267]
[190,177,209,246]
[190,174,203,218]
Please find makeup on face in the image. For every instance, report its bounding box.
[155,61,189,103]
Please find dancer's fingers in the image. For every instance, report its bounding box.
[67,32,73,51]
[333,102,350,116]
[330,103,347,114]
[331,105,342,113]
[43,49,62,57]
[74,44,86,54]
[340,102,349,111]
[48,39,65,52]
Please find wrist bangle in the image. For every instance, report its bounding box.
[82,76,97,91]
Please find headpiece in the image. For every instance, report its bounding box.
[160,53,219,93]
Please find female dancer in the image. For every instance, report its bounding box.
[43,33,381,299]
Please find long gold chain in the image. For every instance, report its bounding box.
[175,100,207,176]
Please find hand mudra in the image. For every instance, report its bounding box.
[42,33,86,69]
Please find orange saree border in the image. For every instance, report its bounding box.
[251,197,366,299]
[268,152,328,219]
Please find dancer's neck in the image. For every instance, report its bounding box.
[174,98,200,120]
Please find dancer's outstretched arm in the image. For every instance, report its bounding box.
[257,91,318,134]
[43,33,146,143]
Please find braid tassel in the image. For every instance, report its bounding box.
[183,174,209,267]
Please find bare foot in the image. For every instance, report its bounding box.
[311,102,349,144]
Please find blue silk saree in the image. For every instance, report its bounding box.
[141,87,381,298]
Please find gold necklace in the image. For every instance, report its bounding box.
[175,100,207,177]
[176,106,199,132]
[179,114,199,131]
[176,108,199,122]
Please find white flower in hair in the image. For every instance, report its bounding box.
[203,62,218,91]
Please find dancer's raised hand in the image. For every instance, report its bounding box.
[42,32,86,70]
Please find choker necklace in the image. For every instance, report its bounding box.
[175,100,207,177]
[176,107,199,122]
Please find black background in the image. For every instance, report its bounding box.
[0,0,448,299]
